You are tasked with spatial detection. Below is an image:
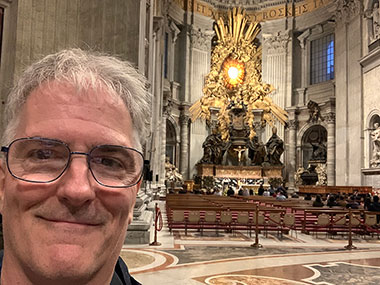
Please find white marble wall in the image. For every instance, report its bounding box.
[188,48,210,178]
[334,5,363,186]
[362,64,380,168]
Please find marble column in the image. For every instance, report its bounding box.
[160,112,167,186]
[288,119,298,192]
[326,112,336,186]
[151,16,164,188]
[179,113,190,179]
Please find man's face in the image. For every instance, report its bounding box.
[0,81,140,283]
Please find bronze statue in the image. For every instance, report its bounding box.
[247,136,266,166]
[199,127,225,164]
[264,127,284,165]
[307,100,322,123]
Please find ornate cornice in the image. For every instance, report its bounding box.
[325,112,336,124]
[263,31,291,54]
[334,0,362,23]
[153,16,164,33]
[169,21,181,43]
[189,27,214,51]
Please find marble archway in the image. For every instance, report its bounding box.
[166,117,180,167]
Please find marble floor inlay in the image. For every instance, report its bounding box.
[123,201,380,284]
[302,262,380,285]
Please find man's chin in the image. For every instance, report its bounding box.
[38,244,100,278]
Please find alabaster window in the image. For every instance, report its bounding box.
[0,7,3,66]
[310,33,334,85]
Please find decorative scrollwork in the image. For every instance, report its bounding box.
[189,27,213,51]
[334,0,362,23]
[325,112,336,124]
[287,119,298,130]
[263,31,291,54]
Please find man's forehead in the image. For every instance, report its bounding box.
[30,80,123,106]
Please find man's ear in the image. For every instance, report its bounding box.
[0,160,6,213]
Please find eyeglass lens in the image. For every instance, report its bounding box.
[6,138,143,188]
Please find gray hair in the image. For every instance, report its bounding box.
[2,49,151,150]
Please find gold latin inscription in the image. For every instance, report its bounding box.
[171,0,331,22]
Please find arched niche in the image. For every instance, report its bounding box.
[301,125,327,168]
[166,116,180,166]
[365,0,380,43]
[368,112,380,167]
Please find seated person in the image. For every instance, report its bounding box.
[269,185,275,196]
[178,188,188,194]
[369,195,380,223]
[312,195,324,207]
[327,195,338,207]
[227,187,235,196]
[369,195,380,211]
[337,195,347,207]
[258,184,265,196]
[304,193,312,200]
[364,196,372,210]
[276,191,286,201]
[242,188,249,196]
[346,195,360,209]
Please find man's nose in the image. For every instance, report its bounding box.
[56,155,96,208]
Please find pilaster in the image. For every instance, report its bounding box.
[187,25,213,177]
[262,30,292,142]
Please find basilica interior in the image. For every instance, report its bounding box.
[2,0,380,284]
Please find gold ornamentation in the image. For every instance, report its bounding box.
[190,7,288,141]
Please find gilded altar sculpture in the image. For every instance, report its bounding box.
[189,8,288,140]
[193,8,288,180]
[190,8,287,168]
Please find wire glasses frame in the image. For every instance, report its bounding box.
[1,137,144,188]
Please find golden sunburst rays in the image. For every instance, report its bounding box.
[214,7,260,45]
[189,7,288,140]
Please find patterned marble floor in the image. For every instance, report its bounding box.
[122,201,380,285]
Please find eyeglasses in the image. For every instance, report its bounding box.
[1,137,144,188]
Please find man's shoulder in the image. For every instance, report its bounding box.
[112,257,141,285]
